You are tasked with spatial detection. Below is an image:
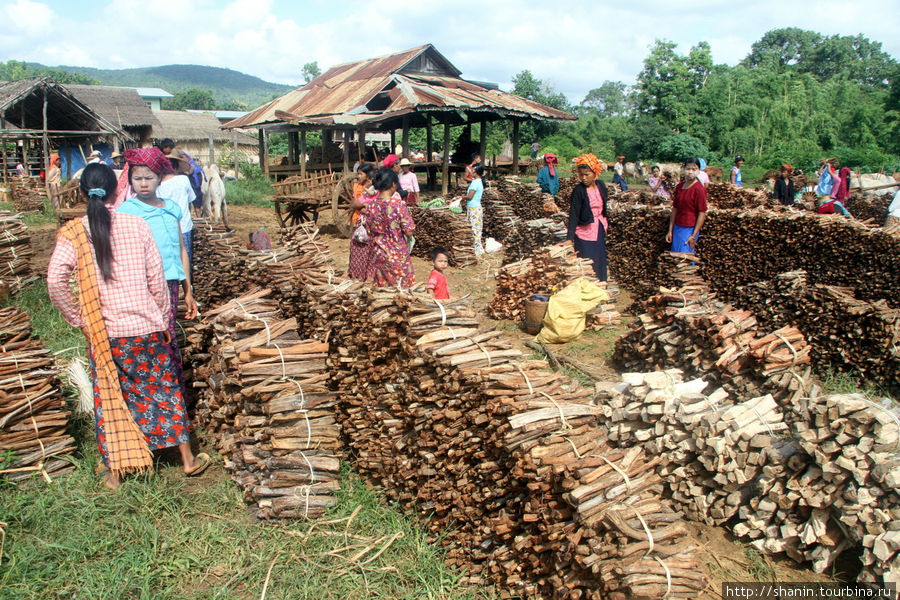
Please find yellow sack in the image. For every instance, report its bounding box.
[535,277,611,344]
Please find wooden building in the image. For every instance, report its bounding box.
[152,109,258,167]
[223,44,575,192]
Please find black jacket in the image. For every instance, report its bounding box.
[774,178,794,206]
[567,181,609,240]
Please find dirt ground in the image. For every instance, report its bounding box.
[31,201,841,597]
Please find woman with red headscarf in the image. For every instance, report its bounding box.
[774,165,795,206]
[47,154,61,208]
[567,153,609,281]
[118,147,197,401]
[536,153,560,194]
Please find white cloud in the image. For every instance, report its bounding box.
[0,0,897,108]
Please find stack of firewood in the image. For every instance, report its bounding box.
[486,178,546,221]
[10,177,46,213]
[605,205,670,298]
[481,195,521,244]
[487,241,599,321]
[705,182,773,209]
[735,270,900,392]
[553,174,578,214]
[0,306,75,483]
[843,192,893,224]
[0,211,37,294]
[191,219,251,309]
[613,282,816,419]
[502,218,569,264]
[586,280,623,331]
[409,206,477,266]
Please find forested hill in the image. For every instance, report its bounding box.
[23,62,295,109]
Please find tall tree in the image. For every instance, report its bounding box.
[164,88,216,110]
[509,70,570,140]
[302,61,322,83]
[742,28,824,70]
[0,60,98,84]
[580,81,629,117]
[635,40,712,131]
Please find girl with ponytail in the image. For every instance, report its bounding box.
[48,161,208,490]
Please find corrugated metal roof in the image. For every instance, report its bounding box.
[225,44,574,130]
[132,87,173,98]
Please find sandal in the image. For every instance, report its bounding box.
[98,467,121,490]
[185,452,211,477]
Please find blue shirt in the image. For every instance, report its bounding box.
[466,178,484,208]
[732,166,742,187]
[536,166,560,194]
[118,197,185,281]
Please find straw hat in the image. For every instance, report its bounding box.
[399,158,412,166]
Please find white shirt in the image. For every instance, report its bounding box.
[889,190,900,218]
[158,174,196,234]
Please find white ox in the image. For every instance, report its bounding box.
[203,164,228,225]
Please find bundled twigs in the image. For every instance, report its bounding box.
[9,177,47,213]
[409,206,477,266]
[0,306,75,483]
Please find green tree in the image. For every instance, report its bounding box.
[742,28,824,70]
[580,81,629,117]
[164,88,216,110]
[509,69,571,142]
[302,61,321,83]
[0,60,98,84]
[635,40,712,131]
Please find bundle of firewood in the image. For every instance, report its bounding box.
[485,178,546,221]
[613,281,816,420]
[605,205,670,299]
[191,219,250,309]
[735,270,900,392]
[10,177,46,213]
[705,182,774,209]
[487,241,599,322]
[553,174,577,214]
[843,192,893,224]
[612,190,669,206]
[0,211,37,294]
[409,206,477,266]
[502,218,569,265]
[481,195,521,243]
[0,306,75,483]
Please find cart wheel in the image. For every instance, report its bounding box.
[332,173,356,238]
[287,202,317,227]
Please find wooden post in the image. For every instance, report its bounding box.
[41,88,49,185]
[232,129,239,178]
[357,126,366,163]
[208,134,215,166]
[0,114,6,184]
[512,119,520,176]
[65,145,72,179]
[20,104,27,175]
[441,121,450,196]
[390,129,396,154]
[479,118,487,163]
[342,129,351,173]
[300,130,307,179]
[288,131,298,165]
[262,129,270,179]
[258,129,265,173]
[425,115,433,162]
[401,115,409,159]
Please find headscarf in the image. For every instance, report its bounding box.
[382,154,399,168]
[575,153,604,176]
[544,152,558,177]
[782,164,793,174]
[50,153,60,167]
[123,147,175,176]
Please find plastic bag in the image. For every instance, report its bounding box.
[352,224,368,243]
[535,277,611,344]
[484,237,502,253]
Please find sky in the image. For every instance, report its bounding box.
[1,0,899,104]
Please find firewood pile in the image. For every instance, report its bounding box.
[605,205,670,298]
[613,279,817,423]
[610,190,669,206]
[553,175,578,214]
[586,280,623,331]
[502,218,568,265]
[482,196,521,244]
[10,177,47,213]
[0,306,75,483]
[734,270,900,392]
[705,182,774,209]
[408,206,477,266]
[593,369,900,587]
[190,287,341,519]
[487,241,600,322]
[843,192,893,224]
[191,219,249,308]
[0,211,37,294]
[486,178,546,221]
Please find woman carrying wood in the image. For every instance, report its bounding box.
[349,164,377,280]
[47,163,208,490]
[566,153,609,280]
[666,158,708,253]
[365,167,416,287]
[118,147,198,399]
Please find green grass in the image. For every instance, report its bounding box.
[0,460,486,600]
[820,368,894,403]
[743,547,776,581]
[0,283,486,599]
[226,177,275,207]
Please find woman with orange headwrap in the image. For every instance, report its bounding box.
[566,153,609,281]
[47,154,61,209]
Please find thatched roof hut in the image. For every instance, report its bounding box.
[64,84,158,144]
[152,110,258,166]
